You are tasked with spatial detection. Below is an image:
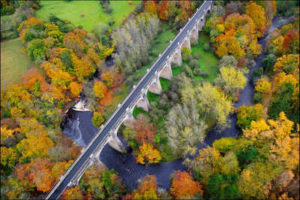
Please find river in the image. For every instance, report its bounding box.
[62,17,290,191]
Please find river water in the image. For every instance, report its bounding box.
[62,17,289,191]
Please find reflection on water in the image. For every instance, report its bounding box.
[63,117,86,147]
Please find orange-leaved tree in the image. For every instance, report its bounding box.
[132,175,159,199]
[245,2,266,37]
[170,171,203,199]
[61,186,83,200]
[93,81,108,100]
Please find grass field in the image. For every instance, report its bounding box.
[36,1,141,32]
[192,32,219,82]
[1,38,37,89]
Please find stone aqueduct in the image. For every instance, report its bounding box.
[71,3,211,187]
[73,4,211,188]
[46,1,213,199]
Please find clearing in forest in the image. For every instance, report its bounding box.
[1,38,38,89]
[36,1,141,32]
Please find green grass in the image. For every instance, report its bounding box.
[147,91,160,103]
[192,32,219,82]
[160,78,170,90]
[132,107,147,118]
[172,66,184,77]
[36,0,141,32]
[1,38,38,89]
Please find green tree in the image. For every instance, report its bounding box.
[236,104,264,130]
[27,39,46,64]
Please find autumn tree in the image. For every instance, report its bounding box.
[170,171,203,199]
[213,137,237,153]
[1,147,18,168]
[68,81,82,98]
[101,72,114,88]
[196,83,233,128]
[158,1,168,21]
[185,145,240,182]
[256,0,277,26]
[134,115,156,144]
[216,29,245,59]
[63,29,87,57]
[237,104,264,130]
[42,61,74,91]
[0,125,17,146]
[255,77,271,94]
[61,186,83,200]
[273,54,299,74]
[51,161,72,182]
[238,162,281,199]
[93,81,108,100]
[131,175,159,199]
[282,29,299,54]
[245,2,266,37]
[216,66,247,96]
[92,111,104,127]
[16,118,54,162]
[15,158,55,193]
[80,166,124,199]
[204,15,224,42]
[243,112,299,171]
[136,143,162,165]
[254,77,272,103]
[268,73,298,120]
[71,54,95,82]
[177,0,193,22]
[218,55,237,68]
[144,0,158,16]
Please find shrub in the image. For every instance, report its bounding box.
[263,54,276,74]
[213,137,237,153]
[27,39,46,63]
[193,67,202,76]
[189,59,199,69]
[184,65,193,78]
[92,112,104,127]
[193,52,200,60]
[253,93,262,103]
[251,68,263,80]
[203,42,210,51]
[236,104,264,130]
[150,49,158,57]
[171,62,178,68]
[191,39,198,46]
[182,47,192,61]
[185,54,193,63]
[199,72,209,77]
